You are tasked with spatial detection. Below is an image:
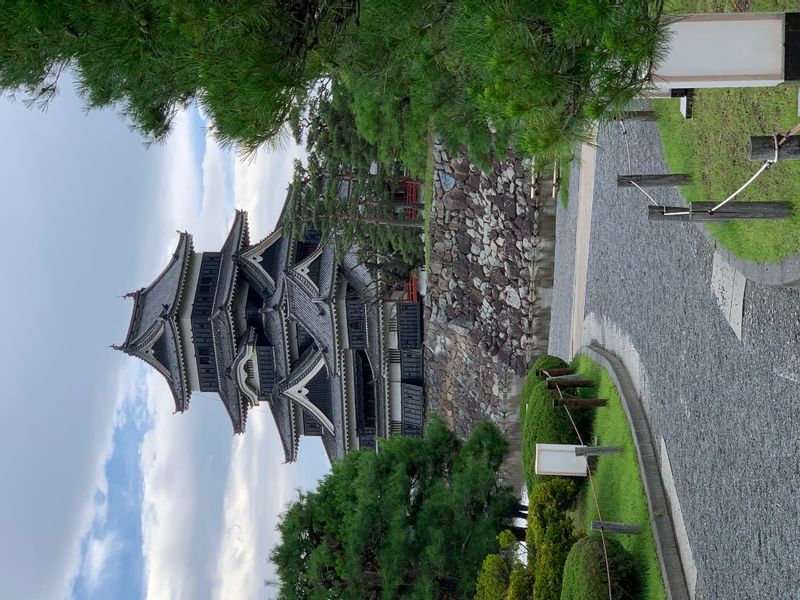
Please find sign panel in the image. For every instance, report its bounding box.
[653,13,786,89]
[535,443,588,477]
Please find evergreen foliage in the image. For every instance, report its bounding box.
[271,418,517,599]
[560,536,640,600]
[0,1,358,152]
[286,81,424,266]
[526,479,578,600]
[0,1,666,165]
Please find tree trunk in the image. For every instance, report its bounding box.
[354,215,424,229]
[337,174,420,183]
[355,199,424,210]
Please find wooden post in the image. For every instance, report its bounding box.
[618,174,693,188]
[748,135,800,161]
[552,397,608,408]
[536,367,574,377]
[591,520,641,534]
[618,110,656,122]
[648,202,793,222]
[546,379,594,389]
[552,161,560,200]
[575,446,621,456]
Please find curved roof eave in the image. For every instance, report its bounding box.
[122,232,194,348]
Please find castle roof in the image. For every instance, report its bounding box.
[211,211,250,434]
[118,232,193,411]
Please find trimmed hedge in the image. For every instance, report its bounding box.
[560,536,641,600]
[526,479,577,600]
[521,378,594,493]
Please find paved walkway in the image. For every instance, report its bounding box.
[550,119,800,599]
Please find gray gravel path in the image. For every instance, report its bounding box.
[551,119,800,599]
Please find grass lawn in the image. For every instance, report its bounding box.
[519,354,666,599]
[571,354,666,600]
[423,124,435,271]
[652,0,800,263]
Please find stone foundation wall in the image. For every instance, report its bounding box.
[423,142,556,439]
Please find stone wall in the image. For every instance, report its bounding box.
[423,141,556,440]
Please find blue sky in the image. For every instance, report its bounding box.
[0,77,329,599]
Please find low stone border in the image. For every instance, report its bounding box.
[579,343,691,600]
[695,224,800,289]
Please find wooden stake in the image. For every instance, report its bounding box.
[536,367,574,377]
[748,135,800,161]
[617,174,693,188]
[546,379,594,389]
[591,520,641,535]
[648,202,792,222]
[618,110,656,122]
[552,397,608,408]
[575,446,621,456]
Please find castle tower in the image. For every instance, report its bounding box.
[118,201,424,463]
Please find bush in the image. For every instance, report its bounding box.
[533,517,575,600]
[561,536,640,600]
[527,478,580,546]
[507,563,535,600]
[521,378,594,492]
[524,479,577,600]
[529,355,568,382]
[475,554,510,600]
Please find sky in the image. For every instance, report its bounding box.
[0,77,330,600]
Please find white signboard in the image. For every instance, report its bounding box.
[535,443,588,477]
[654,13,786,90]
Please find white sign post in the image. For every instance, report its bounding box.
[652,13,800,93]
[534,443,588,477]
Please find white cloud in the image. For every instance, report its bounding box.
[65,362,144,599]
[233,143,305,239]
[135,105,329,600]
[81,532,122,594]
[211,411,328,599]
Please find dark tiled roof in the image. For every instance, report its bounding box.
[237,230,289,299]
[269,396,297,463]
[286,279,337,376]
[321,427,346,462]
[274,345,347,463]
[211,212,250,434]
[124,233,193,347]
[211,308,246,433]
[119,233,193,411]
[263,307,289,382]
[214,211,249,310]
[316,241,337,300]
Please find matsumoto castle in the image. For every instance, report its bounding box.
[116,196,424,463]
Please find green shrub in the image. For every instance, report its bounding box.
[529,355,568,381]
[532,516,575,600]
[561,536,640,600]
[507,562,535,600]
[528,478,580,545]
[475,554,510,600]
[521,378,594,492]
[525,479,577,600]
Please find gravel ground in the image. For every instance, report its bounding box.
[551,119,800,599]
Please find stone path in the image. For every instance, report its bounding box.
[550,119,800,599]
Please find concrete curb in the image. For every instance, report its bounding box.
[578,343,691,600]
[694,223,800,289]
